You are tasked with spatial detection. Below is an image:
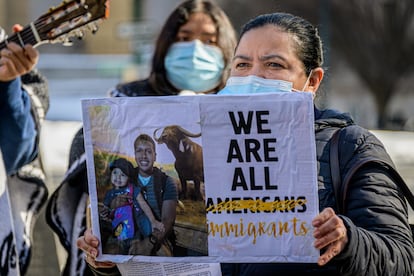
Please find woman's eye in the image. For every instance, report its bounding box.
[267,62,283,68]
[177,36,190,42]
[234,62,249,69]
[204,39,217,45]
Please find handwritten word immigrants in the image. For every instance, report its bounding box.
[209,217,309,244]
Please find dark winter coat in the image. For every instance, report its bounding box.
[109,79,160,98]
[315,108,414,275]
[229,108,414,276]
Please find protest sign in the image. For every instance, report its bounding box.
[81,93,319,263]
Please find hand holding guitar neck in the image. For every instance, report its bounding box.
[0,0,109,50]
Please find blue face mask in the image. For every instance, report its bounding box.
[164,40,224,93]
[218,75,293,95]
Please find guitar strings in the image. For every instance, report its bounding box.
[1,1,103,49]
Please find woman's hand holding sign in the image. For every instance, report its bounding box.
[77,229,116,269]
[312,208,348,266]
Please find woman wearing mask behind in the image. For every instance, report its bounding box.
[219,12,414,275]
[110,0,235,97]
[46,0,236,275]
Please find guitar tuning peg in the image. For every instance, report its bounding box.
[76,30,84,40]
[91,23,99,34]
[62,38,73,46]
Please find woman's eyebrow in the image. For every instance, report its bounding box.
[177,29,193,35]
[179,29,217,36]
[259,54,285,62]
[232,54,252,61]
[232,54,286,62]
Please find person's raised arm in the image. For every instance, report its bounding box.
[0,37,39,174]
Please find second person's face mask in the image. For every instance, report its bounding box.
[164,40,224,93]
[218,75,293,95]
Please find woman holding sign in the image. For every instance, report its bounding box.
[77,10,414,276]
[219,12,414,275]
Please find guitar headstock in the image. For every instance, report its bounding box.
[36,0,109,46]
[0,0,109,49]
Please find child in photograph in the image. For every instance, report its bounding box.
[100,157,164,254]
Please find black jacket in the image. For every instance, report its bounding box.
[315,108,414,275]
[226,108,414,276]
[110,79,158,97]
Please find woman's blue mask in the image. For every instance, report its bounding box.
[218,75,293,95]
[164,40,224,93]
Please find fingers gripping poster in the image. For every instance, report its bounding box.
[82,93,319,264]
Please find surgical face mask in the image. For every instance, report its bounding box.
[164,40,224,93]
[218,75,293,95]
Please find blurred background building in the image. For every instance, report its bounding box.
[1,0,413,129]
[1,0,413,275]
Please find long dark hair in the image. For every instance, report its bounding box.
[148,0,236,95]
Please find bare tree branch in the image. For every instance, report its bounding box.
[330,0,414,127]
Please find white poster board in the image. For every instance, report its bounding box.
[82,93,319,264]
